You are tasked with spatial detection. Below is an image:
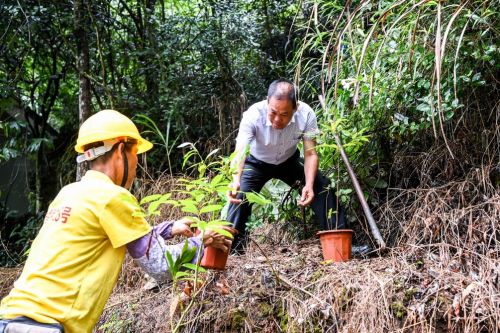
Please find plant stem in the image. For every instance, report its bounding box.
[172,231,204,333]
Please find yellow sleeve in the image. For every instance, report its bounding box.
[100,192,152,248]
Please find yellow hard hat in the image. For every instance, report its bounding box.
[74,109,153,154]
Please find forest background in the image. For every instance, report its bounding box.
[1,0,497,252]
[1,0,300,258]
[0,0,498,331]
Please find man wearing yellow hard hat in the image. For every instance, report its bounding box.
[0,110,230,333]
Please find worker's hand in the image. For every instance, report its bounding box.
[299,185,314,207]
[172,217,194,237]
[203,229,232,253]
[227,180,242,204]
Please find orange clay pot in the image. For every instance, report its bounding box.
[200,226,238,270]
[200,246,229,270]
[317,229,354,262]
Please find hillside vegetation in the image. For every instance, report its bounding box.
[0,0,498,332]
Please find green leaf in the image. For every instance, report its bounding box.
[148,200,164,214]
[193,192,206,203]
[180,246,196,263]
[245,192,272,205]
[195,220,208,231]
[338,188,353,195]
[216,185,230,195]
[182,150,198,169]
[199,204,223,214]
[198,163,206,177]
[139,194,163,205]
[164,200,180,206]
[180,199,197,206]
[181,239,189,253]
[181,203,199,215]
[166,251,176,277]
[210,174,224,187]
[416,102,431,115]
[161,193,172,200]
[207,227,233,239]
[206,220,231,227]
[174,271,191,278]
[183,263,206,273]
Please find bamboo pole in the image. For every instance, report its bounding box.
[319,95,386,250]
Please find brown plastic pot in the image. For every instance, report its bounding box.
[317,229,354,262]
[199,226,237,270]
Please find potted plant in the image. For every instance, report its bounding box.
[197,225,237,269]
[315,118,363,262]
[131,144,237,331]
[317,229,354,262]
[164,142,237,269]
[172,143,270,269]
[135,143,271,270]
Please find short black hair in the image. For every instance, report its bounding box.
[267,79,297,109]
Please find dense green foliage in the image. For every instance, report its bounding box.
[0,0,498,264]
[293,0,499,221]
[0,0,297,258]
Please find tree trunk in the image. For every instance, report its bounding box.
[74,0,92,181]
[35,149,42,214]
[144,0,159,104]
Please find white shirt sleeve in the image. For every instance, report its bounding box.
[235,108,257,150]
[303,105,320,140]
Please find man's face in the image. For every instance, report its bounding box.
[267,97,295,129]
[123,144,138,189]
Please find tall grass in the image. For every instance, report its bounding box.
[294,0,498,151]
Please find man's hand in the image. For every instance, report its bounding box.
[227,180,242,204]
[299,184,314,207]
[203,229,232,253]
[171,217,194,237]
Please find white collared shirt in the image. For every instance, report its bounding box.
[235,100,319,165]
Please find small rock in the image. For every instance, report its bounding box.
[143,275,159,290]
[261,270,275,288]
[255,256,267,262]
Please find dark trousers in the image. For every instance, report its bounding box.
[227,150,346,252]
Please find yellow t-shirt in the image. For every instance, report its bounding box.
[0,170,151,333]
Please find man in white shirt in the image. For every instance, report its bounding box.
[227,79,345,254]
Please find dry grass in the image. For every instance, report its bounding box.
[2,107,498,333]
[96,105,500,332]
[1,166,497,332]
[0,267,21,300]
[132,176,187,224]
[94,163,498,333]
